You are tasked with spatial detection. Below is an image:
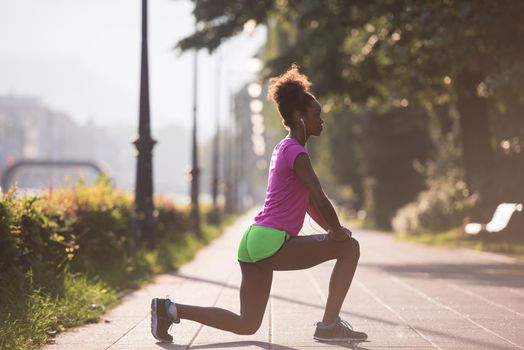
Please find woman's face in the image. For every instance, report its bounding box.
[302,99,324,137]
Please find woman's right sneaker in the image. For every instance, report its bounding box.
[314,317,368,342]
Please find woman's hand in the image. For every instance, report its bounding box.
[342,226,352,238]
[328,226,352,241]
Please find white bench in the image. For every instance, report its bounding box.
[465,203,523,235]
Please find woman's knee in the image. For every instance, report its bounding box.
[330,236,360,260]
[344,237,360,260]
[235,317,262,335]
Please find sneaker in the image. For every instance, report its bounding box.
[314,317,368,342]
[151,298,177,342]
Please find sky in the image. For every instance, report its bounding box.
[0,0,266,141]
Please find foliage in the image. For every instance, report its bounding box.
[398,228,524,262]
[392,169,477,234]
[0,178,228,349]
[0,271,117,350]
[392,108,480,235]
[180,1,524,102]
[305,102,433,229]
[179,0,524,230]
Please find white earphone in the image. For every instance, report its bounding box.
[300,116,307,148]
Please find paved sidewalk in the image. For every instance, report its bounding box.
[46,210,524,350]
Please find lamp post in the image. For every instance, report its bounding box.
[133,0,156,249]
[189,49,201,237]
[210,53,221,223]
[224,86,236,214]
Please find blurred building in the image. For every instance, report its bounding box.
[0,94,133,190]
[0,95,43,162]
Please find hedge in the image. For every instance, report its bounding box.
[0,176,225,349]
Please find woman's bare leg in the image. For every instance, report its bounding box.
[258,235,360,324]
[175,262,273,335]
[175,235,358,332]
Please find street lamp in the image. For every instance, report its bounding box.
[189,49,201,237]
[210,53,222,224]
[224,86,236,214]
[133,0,156,249]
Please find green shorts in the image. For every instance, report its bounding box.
[237,225,291,263]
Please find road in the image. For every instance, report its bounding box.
[45,210,524,349]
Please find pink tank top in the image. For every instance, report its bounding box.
[254,138,309,236]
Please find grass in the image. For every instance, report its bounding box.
[397,228,524,262]
[0,271,118,349]
[0,216,233,350]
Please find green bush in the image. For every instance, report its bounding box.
[0,176,227,349]
[392,169,477,234]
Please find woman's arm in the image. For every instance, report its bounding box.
[306,196,329,231]
[294,153,348,241]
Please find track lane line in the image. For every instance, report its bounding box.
[391,275,523,349]
[305,269,441,349]
[447,282,524,318]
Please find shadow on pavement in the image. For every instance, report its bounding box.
[360,262,524,288]
[314,340,372,350]
[192,340,292,349]
[165,271,520,349]
[169,272,399,327]
[156,340,368,349]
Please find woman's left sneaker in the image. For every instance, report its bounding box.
[313,317,368,342]
[151,298,176,342]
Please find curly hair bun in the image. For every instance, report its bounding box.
[267,64,314,127]
[268,64,311,104]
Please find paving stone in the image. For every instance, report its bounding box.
[45,212,524,349]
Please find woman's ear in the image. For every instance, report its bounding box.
[291,110,301,126]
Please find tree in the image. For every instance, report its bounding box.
[178,0,524,224]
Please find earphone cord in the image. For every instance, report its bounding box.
[299,203,343,241]
[302,120,307,151]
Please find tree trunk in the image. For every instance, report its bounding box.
[455,69,493,215]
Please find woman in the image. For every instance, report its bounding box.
[151,64,367,343]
